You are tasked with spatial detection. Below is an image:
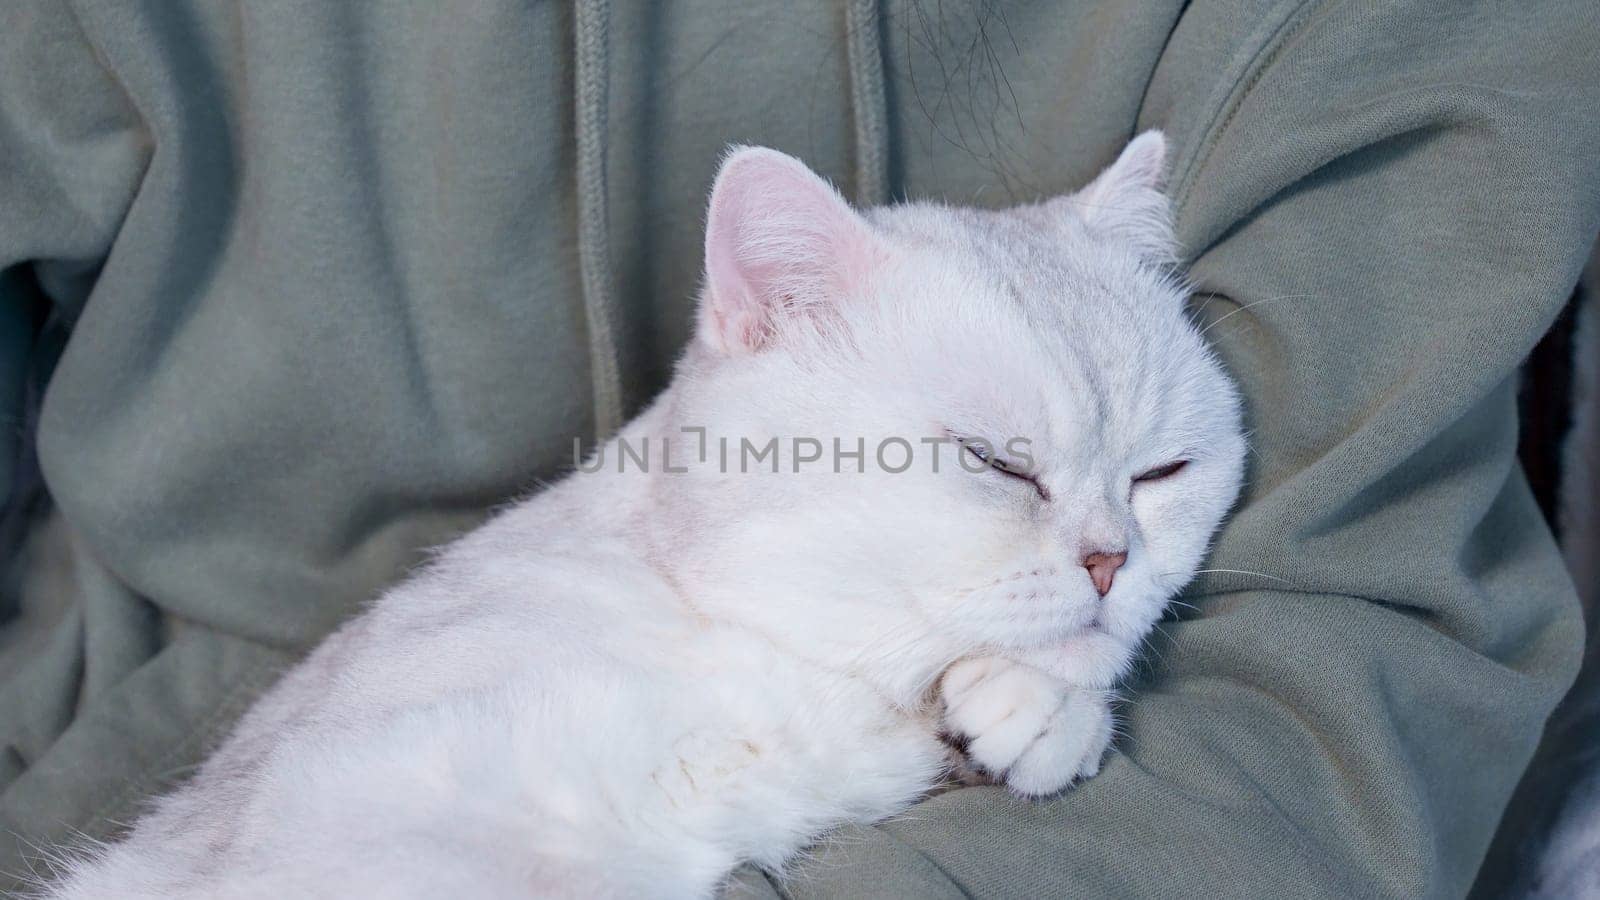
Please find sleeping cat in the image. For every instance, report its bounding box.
[39,131,1245,899]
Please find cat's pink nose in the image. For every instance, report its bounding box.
[1082,551,1127,597]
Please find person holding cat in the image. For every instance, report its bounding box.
[1,1,1596,897]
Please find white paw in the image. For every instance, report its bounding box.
[940,656,1113,797]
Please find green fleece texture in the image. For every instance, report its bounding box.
[2,1,1596,896]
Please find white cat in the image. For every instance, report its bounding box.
[38,131,1245,899]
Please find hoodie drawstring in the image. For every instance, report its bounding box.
[845,0,890,206]
[575,0,623,441]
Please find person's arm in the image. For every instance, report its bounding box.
[0,0,154,884]
[738,3,1599,897]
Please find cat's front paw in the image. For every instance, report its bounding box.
[940,656,1113,797]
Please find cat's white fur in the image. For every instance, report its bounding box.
[38,132,1244,899]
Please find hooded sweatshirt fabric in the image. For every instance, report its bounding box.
[1,2,1597,896]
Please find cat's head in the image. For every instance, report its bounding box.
[653,133,1243,691]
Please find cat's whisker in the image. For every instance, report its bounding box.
[1196,292,1324,338]
[1142,625,1172,670]
[1156,568,1293,590]
[1186,568,1294,585]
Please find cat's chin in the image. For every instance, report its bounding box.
[1018,628,1140,690]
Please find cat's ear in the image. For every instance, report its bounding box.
[699,146,878,354]
[1059,130,1176,265]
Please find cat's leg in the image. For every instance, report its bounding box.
[938,656,1113,797]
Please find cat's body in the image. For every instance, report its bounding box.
[53,459,947,898]
[41,132,1245,899]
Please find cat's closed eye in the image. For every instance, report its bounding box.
[1134,459,1189,483]
[957,437,1050,500]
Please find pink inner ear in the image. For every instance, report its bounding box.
[700,148,874,354]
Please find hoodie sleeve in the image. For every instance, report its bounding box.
[0,0,147,305]
[0,0,147,489]
[745,2,1600,897]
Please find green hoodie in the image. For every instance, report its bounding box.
[1,1,1596,896]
